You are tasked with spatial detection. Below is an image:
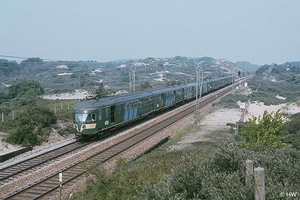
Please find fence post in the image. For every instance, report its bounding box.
[254,167,265,200]
[246,160,253,187]
[12,110,15,121]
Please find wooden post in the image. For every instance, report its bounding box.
[12,111,15,121]
[246,160,253,187]
[254,167,265,200]
[59,172,62,200]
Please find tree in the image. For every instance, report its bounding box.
[20,57,43,68]
[140,81,152,90]
[0,59,21,76]
[8,80,44,99]
[239,110,285,149]
[95,83,109,96]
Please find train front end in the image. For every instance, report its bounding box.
[73,101,98,139]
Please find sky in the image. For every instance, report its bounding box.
[1,0,300,65]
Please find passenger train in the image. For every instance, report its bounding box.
[73,75,235,139]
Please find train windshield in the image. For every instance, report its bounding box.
[75,114,88,122]
[75,113,96,122]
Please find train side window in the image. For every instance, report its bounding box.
[105,107,108,118]
[98,110,102,120]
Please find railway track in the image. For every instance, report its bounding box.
[1,76,251,199]
[0,141,91,185]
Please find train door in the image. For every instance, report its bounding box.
[153,94,164,109]
[159,94,163,107]
[110,105,115,123]
[124,101,138,121]
[165,92,174,106]
[103,107,110,127]
[132,101,138,118]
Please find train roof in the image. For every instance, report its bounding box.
[74,90,153,110]
[74,75,234,110]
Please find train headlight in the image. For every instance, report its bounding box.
[74,124,78,129]
[82,125,86,129]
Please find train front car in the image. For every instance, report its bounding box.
[73,99,100,139]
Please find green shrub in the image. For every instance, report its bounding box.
[5,105,57,146]
[6,124,41,146]
[141,144,300,199]
[284,113,300,134]
[238,110,285,149]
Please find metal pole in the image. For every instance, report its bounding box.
[194,61,203,116]
[133,69,136,92]
[232,76,234,93]
[129,65,136,92]
[195,67,199,115]
[129,70,132,92]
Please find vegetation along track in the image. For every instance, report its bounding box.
[2,76,250,199]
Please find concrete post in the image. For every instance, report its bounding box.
[254,167,265,200]
[246,160,253,187]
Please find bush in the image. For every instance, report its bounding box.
[238,110,285,149]
[5,105,57,146]
[141,144,300,199]
[284,113,300,134]
[6,124,41,146]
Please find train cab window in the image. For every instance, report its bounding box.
[75,114,88,122]
[91,113,96,121]
[75,113,96,122]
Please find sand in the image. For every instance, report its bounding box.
[169,102,300,151]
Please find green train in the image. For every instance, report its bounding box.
[73,75,235,139]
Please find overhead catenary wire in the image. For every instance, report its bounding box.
[0,54,63,62]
